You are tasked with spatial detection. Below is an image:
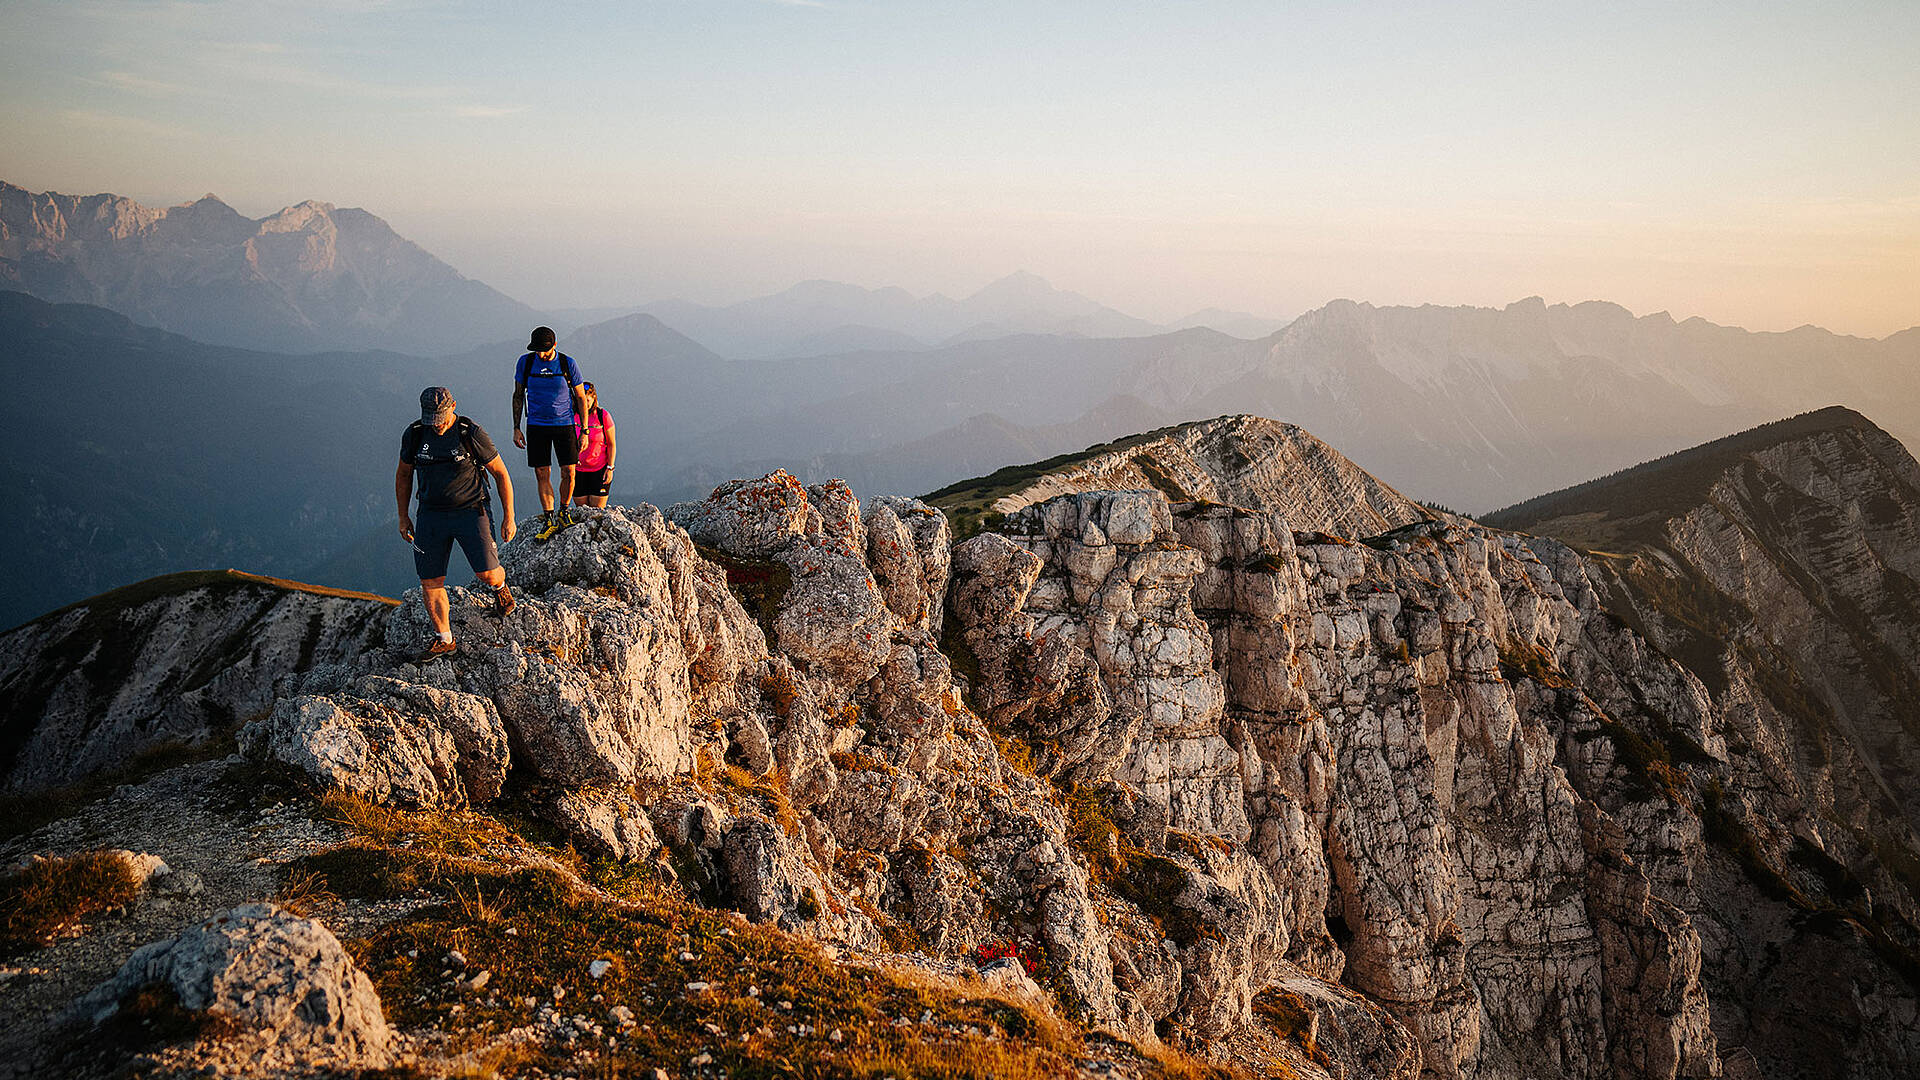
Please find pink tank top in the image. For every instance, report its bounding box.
[577,408,611,471]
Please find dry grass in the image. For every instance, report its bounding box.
[275,869,340,916]
[298,845,1085,1079]
[0,850,141,952]
[317,790,517,857]
[298,782,1235,1077]
[721,765,802,837]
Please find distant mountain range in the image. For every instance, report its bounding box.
[0,181,1292,359]
[3,180,1917,627]
[0,182,539,354]
[6,282,1919,627]
[638,271,1249,358]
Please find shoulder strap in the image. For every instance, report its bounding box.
[454,418,492,506]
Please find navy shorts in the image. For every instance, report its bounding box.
[412,505,500,581]
[526,424,579,468]
[574,467,611,499]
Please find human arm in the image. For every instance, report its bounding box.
[569,362,588,427]
[395,462,415,540]
[511,385,527,449]
[603,415,616,471]
[485,456,516,542]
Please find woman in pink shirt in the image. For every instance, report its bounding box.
[571,382,616,508]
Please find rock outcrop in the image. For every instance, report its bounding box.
[145,411,1920,1080]
[1489,407,1920,1080]
[0,570,394,794]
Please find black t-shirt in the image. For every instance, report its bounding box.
[401,417,499,511]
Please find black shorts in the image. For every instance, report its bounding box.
[574,467,611,499]
[412,505,500,581]
[526,424,579,468]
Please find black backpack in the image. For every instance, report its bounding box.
[405,418,491,507]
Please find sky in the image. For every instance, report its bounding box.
[1,0,1916,336]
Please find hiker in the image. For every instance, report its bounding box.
[511,325,588,542]
[397,387,516,657]
[571,381,616,509]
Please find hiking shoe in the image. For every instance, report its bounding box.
[494,584,516,617]
[534,511,564,543]
[425,638,457,657]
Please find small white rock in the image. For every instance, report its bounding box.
[686,980,711,992]
[589,959,613,979]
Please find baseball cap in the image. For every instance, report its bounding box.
[527,326,557,351]
[420,386,456,421]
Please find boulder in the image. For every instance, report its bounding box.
[239,674,508,808]
[73,903,390,1068]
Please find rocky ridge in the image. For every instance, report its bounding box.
[5,412,1918,1078]
[0,570,394,795]
[926,414,1442,540]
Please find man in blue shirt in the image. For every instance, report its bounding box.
[511,326,589,542]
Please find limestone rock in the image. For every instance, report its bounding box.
[73,902,390,1068]
[239,674,508,809]
[542,787,662,863]
[667,471,812,559]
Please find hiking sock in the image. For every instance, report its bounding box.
[437,631,453,643]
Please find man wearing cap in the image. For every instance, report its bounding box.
[398,387,517,657]
[511,325,588,542]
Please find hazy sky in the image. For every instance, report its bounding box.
[3,0,1916,335]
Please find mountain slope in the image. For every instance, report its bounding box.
[0,569,393,796]
[924,413,1439,539]
[1487,406,1920,824]
[0,182,538,353]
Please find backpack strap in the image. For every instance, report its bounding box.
[453,418,492,509]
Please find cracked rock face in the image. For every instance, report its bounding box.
[73,902,391,1069]
[239,674,508,809]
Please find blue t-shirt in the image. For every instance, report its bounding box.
[515,351,582,426]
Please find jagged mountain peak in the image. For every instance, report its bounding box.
[0,180,538,353]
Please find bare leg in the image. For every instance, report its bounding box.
[477,566,505,588]
[558,464,576,508]
[422,577,450,636]
[588,495,609,508]
[534,466,554,512]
